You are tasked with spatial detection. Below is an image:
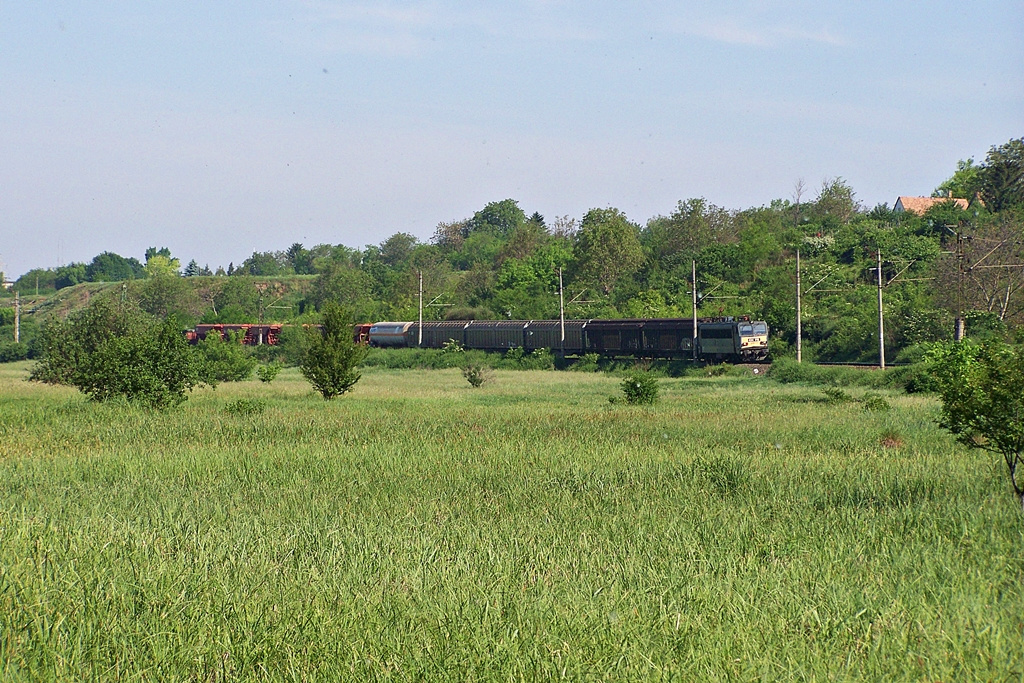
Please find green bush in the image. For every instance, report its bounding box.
[30,299,202,409]
[255,363,282,383]
[862,393,892,412]
[704,363,731,377]
[195,331,257,384]
[498,347,554,370]
[462,363,491,388]
[619,371,660,405]
[224,398,267,416]
[821,386,853,404]
[0,341,29,363]
[301,303,368,400]
[928,340,1024,507]
[570,353,601,372]
[79,321,200,408]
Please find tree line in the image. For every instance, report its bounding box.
[3,136,1022,365]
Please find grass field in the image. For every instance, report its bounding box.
[1,361,1022,681]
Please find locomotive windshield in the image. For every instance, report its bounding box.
[739,322,768,337]
[754,322,767,335]
[739,323,753,336]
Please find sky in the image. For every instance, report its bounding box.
[1,1,1022,279]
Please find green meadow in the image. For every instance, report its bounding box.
[0,361,1021,681]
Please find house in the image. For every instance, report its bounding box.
[894,193,970,215]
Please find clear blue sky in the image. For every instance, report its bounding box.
[2,1,1021,279]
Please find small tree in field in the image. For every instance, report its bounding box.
[618,371,660,405]
[301,302,368,399]
[31,298,201,409]
[929,341,1024,510]
[195,330,257,384]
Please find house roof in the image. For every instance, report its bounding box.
[894,196,969,215]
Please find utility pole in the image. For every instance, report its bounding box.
[955,229,966,341]
[692,260,698,360]
[795,249,802,363]
[255,282,268,345]
[418,270,423,347]
[876,250,885,369]
[13,291,19,343]
[558,268,565,356]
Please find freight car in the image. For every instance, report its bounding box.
[367,317,769,362]
[186,323,283,346]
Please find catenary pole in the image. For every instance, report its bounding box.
[795,249,802,363]
[558,268,565,356]
[692,260,698,360]
[877,250,885,369]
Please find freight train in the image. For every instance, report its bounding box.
[188,317,769,362]
[368,317,769,362]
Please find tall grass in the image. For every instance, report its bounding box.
[0,361,1021,680]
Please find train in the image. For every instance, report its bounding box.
[368,317,769,362]
[187,317,770,362]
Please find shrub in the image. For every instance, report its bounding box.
[75,319,200,409]
[301,303,368,400]
[195,330,256,384]
[570,353,601,372]
[224,398,267,416]
[619,371,659,405]
[498,347,554,370]
[861,393,891,412]
[30,299,201,408]
[821,386,852,404]
[928,340,1024,509]
[0,341,29,363]
[256,363,282,383]
[441,339,464,354]
[462,363,491,388]
[704,363,730,377]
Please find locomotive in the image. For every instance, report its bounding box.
[368,317,769,362]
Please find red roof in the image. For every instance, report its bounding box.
[894,196,969,215]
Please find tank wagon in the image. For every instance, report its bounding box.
[368,318,768,362]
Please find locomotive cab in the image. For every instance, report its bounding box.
[737,321,769,361]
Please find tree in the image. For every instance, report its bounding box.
[980,137,1024,213]
[309,261,376,320]
[240,250,289,276]
[933,217,1024,324]
[286,243,315,274]
[195,330,256,383]
[13,268,58,293]
[301,302,367,399]
[573,208,644,295]
[87,252,144,282]
[54,263,87,289]
[379,232,419,268]
[211,277,261,321]
[470,199,526,236]
[644,198,737,268]
[934,158,982,200]
[812,177,860,224]
[497,221,547,263]
[145,254,181,278]
[431,219,470,253]
[30,298,201,408]
[136,274,199,321]
[929,341,1024,509]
